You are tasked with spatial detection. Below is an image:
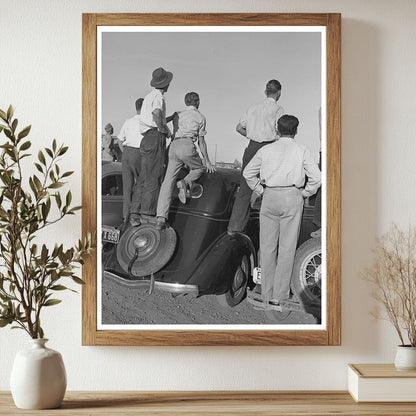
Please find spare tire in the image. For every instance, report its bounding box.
[116,224,177,277]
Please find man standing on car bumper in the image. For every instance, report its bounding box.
[117,98,144,221]
[227,79,284,235]
[130,67,173,226]
[243,115,321,306]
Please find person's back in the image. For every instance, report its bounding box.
[227,79,284,235]
[244,98,283,143]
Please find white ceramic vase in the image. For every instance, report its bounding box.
[10,338,67,409]
[394,345,416,371]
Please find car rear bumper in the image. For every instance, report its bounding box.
[103,270,199,295]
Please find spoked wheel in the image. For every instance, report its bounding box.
[116,224,177,278]
[290,237,322,307]
[216,255,249,307]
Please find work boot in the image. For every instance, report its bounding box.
[177,180,187,204]
[156,217,167,230]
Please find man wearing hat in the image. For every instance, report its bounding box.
[130,67,174,226]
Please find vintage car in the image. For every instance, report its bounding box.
[101,161,321,314]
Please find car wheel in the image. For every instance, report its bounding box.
[116,224,177,277]
[216,255,249,307]
[290,237,321,306]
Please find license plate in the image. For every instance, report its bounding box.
[102,227,120,244]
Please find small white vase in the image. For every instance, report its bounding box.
[394,345,416,371]
[10,338,67,409]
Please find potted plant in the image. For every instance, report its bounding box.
[363,223,416,370]
[0,105,94,408]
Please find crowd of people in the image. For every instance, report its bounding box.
[102,66,321,311]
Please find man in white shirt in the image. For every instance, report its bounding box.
[129,67,174,226]
[243,115,321,308]
[117,98,143,221]
[227,80,284,235]
[156,92,215,229]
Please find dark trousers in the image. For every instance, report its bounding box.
[121,146,141,220]
[130,129,167,216]
[228,140,273,233]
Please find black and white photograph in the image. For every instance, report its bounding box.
[97,26,326,331]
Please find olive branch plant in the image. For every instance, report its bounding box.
[0,105,94,339]
[363,223,416,347]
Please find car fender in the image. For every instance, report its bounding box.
[186,232,256,295]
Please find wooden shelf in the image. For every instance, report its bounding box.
[2,391,416,415]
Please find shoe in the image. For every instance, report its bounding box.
[156,217,167,230]
[129,214,141,227]
[311,228,321,238]
[177,180,187,204]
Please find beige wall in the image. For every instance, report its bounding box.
[1,0,415,390]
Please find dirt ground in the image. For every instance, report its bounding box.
[101,274,318,326]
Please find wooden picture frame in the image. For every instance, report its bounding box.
[82,13,341,346]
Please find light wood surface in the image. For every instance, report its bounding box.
[350,363,416,378]
[82,13,341,346]
[1,391,416,415]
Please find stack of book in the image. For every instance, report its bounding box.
[348,364,416,402]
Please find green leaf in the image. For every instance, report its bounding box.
[34,162,43,173]
[3,128,12,140]
[6,105,14,122]
[41,202,50,220]
[41,244,48,262]
[69,206,82,213]
[45,148,53,158]
[50,285,68,291]
[55,192,62,208]
[52,139,57,152]
[0,109,7,121]
[17,125,31,140]
[38,150,46,165]
[65,191,72,207]
[58,146,68,156]
[48,182,64,189]
[19,140,31,151]
[38,325,44,339]
[61,171,74,178]
[11,118,18,133]
[43,299,62,307]
[33,175,42,192]
[71,276,85,285]
[0,317,13,327]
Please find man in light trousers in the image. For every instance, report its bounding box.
[156,92,215,229]
[117,98,144,221]
[243,115,321,307]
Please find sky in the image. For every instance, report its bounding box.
[100,28,323,163]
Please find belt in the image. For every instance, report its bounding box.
[174,136,196,141]
[265,185,297,189]
[249,139,275,145]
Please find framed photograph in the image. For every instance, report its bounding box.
[82,13,341,346]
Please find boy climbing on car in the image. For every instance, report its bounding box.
[156,92,215,229]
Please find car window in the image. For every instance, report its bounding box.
[102,174,123,196]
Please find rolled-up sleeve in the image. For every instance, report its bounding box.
[243,151,264,195]
[302,149,321,197]
[198,115,207,137]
